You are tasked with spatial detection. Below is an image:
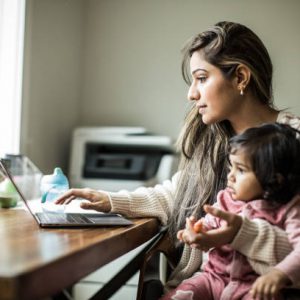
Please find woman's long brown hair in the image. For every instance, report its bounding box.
[169,21,275,240]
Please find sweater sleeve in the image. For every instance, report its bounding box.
[107,172,180,225]
[230,217,292,267]
[274,199,300,285]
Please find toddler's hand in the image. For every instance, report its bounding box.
[177,216,195,242]
[177,216,201,240]
[177,216,209,251]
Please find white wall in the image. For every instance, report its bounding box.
[21,0,84,173]
[22,0,300,173]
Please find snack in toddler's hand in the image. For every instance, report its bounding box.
[193,219,203,233]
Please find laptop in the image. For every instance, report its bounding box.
[0,159,133,227]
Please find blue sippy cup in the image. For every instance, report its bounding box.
[40,167,69,212]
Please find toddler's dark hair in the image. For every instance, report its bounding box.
[229,123,300,204]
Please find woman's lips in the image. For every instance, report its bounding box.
[198,105,207,114]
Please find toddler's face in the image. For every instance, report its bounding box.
[227,150,263,201]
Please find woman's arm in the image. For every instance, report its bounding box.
[202,205,292,265]
[231,217,292,265]
[108,173,179,225]
[249,198,300,299]
[55,172,180,225]
[272,198,300,284]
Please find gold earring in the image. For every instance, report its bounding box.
[240,88,244,96]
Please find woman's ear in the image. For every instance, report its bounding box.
[235,64,251,95]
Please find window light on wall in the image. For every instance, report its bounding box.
[0,0,26,157]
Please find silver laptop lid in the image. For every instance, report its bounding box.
[0,159,41,224]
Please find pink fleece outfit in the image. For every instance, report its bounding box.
[161,189,300,300]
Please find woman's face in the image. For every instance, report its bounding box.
[188,51,241,125]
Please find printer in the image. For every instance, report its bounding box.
[69,127,178,191]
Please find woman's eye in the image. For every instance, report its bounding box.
[197,76,206,83]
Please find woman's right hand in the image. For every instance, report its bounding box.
[54,188,112,212]
[196,204,243,248]
[177,205,243,251]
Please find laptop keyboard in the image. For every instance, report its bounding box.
[36,213,91,224]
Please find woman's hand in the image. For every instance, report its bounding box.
[54,188,112,212]
[199,204,243,248]
[177,204,243,251]
[250,268,291,300]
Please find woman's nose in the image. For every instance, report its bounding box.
[187,82,200,101]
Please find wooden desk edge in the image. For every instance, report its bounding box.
[4,218,160,300]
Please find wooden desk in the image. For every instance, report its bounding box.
[0,208,159,300]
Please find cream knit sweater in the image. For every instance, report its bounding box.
[108,111,300,289]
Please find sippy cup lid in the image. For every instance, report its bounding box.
[41,167,68,186]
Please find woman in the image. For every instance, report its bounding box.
[56,21,300,296]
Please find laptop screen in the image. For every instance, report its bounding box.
[0,156,42,201]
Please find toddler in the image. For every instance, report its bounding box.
[163,123,300,300]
